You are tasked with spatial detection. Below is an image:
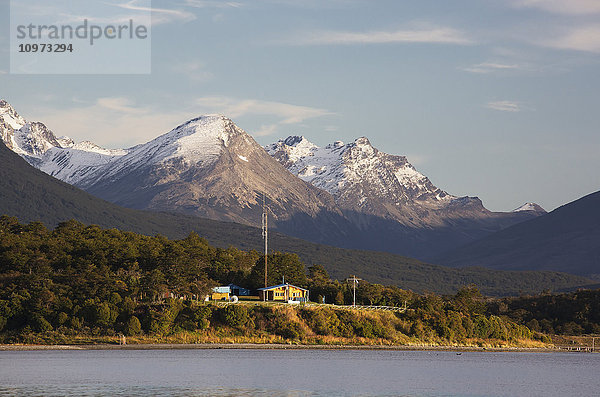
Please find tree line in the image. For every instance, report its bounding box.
[0,216,596,343]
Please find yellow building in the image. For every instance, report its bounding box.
[210,286,230,301]
[258,283,309,302]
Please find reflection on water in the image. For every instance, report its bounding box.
[1,349,599,397]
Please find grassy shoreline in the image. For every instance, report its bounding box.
[0,342,558,353]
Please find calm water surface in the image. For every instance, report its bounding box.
[1,349,599,396]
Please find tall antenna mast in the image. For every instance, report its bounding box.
[352,275,357,307]
[262,193,268,289]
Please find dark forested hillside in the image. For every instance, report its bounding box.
[437,191,600,277]
[489,289,600,335]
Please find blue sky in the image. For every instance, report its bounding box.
[1,0,599,212]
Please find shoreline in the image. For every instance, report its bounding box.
[0,342,563,353]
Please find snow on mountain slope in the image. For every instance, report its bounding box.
[513,202,546,214]
[267,136,453,203]
[79,115,231,187]
[1,110,235,188]
[1,100,59,160]
[0,100,26,130]
[39,142,128,184]
[0,100,125,176]
[266,135,476,227]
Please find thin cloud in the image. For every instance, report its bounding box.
[33,98,197,148]
[194,96,333,135]
[281,27,473,46]
[172,61,213,82]
[540,25,600,53]
[96,97,147,114]
[463,62,527,74]
[195,97,332,124]
[257,0,366,9]
[486,101,521,112]
[509,0,600,15]
[52,1,194,26]
[33,96,332,143]
[183,0,243,8]
[112,1,196,25]
[254,124,278,137]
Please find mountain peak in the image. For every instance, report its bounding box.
[88,114,239,184]
[283,135,306,147]
[265,136,319,164]
[0,99,12,110]
[513,202,546,213]
[354,136,372,147]
[159,114,238,152]
[0,99,26,130]
[0,99,15,112]
[173,114,228,133]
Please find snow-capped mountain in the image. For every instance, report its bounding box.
[1,100,60,161]
[267,136,452,203]
[79,115,236,188]
[0,100,126,183]
[512,202,546,214]
[1,99,544,259]
[266,136,503,228]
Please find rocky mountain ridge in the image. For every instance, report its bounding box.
[266,135,544,229]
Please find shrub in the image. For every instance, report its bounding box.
[300,308,341,336]
[69,317,82,330]
[31,314,53,333]
[57,312,69,326]
[120,297,136,316]
[221,305,251,328]
[409,320,425,339]
[125,316,142,336]
[276,321,304,340]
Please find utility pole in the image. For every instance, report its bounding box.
[262,193,268,292]
[345,275,361,307]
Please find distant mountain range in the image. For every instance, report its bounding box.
[3,136,593,295]
[1,99,543,258]
[437,190,600,278]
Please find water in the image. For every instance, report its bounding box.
[1,348,599,396]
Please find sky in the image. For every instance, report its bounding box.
[1,0,599,212]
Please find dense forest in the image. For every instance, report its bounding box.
[0,217,597,345]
